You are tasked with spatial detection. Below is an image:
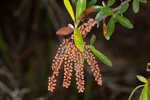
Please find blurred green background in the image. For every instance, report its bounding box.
[0,0,150,100]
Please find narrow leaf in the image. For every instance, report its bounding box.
[107,0,115,7]
[88,45,112,67]
[76,0,86,19]
[137,75,148,83]
[139,85,148,100]
[90,34,96,45]
[116,15,133,29]
[101,7,113,16]
[74,28,84,52]
[64,0,75,22]
[105,15,116,40]
[128,85,144,100]
[132,0,139,13]
[88,0,97,7]
[116,3,129,14]
[140,0,147,3]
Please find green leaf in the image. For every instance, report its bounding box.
[116,15,133,29]
[116,3,129,14]
[90,34,96,45]
[132,0,140,13]
[71,0,77,6]
[105,15,116,40]
[88,0,97,7]
[139,84,148,100]
[140,0,147,3]
[101,7,113,16]
[88,45,112,67]
[74,28,84,52]
[147,63,150,72]
[107,0,115,7]
[128,85,144,100]
[64,0,75,22]
[137,75,148,83]
[76,0,86,19]
[95,11,104,21]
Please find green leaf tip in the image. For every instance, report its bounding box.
[64,0,75,22]
[76,0,86,19]
[136,75,148,83]
[132,0,139,13]
[88,45,112,67]
[116,15,134,29]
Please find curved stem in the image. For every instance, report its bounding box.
[128,84,144,100]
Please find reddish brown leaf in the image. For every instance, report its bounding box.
[56,27,73,35]
[78,7,94,21]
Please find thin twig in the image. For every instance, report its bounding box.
[112,0,131,12]
[97,0,131,23]
[85,0,132,38]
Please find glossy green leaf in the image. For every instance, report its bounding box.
[132,0,139,13]
[116,15,133,29]
[76,0,86,19]
[88,45,112,67]
[137,75,148,83]
[64,0,75,22]
[74,28,84,52]
[128,85,144,100]
[105,15,116,40]
[139,85,148,100]
[101,7,113,16]
[95,11,104,21]
[88,0,97,7]
[140,0,147,3]
[147,63,150,72]
[116,3,129,14]
[90,34,96,45]
[107,0,115,7]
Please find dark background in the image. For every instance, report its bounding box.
[0,0,150,100]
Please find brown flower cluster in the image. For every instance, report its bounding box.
[48,18,102,93]
[78,18,96,36]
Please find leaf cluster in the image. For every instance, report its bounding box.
[63,0,148,67]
